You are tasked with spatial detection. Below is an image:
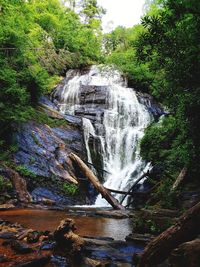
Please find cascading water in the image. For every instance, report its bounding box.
[55,66,153,206]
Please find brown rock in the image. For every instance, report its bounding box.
[84,257,102,266]
[3,166,32,203]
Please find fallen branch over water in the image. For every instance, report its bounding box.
[69,153,125,210]
[120,171,150,205]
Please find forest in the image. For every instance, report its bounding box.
[0,0,200,266]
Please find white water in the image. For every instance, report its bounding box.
[57,66,152,206]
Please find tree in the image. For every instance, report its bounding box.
[0,0,104,155]
[136,0,200,178]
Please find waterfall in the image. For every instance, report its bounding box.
[55,65,153,206]
[82,118,96,164]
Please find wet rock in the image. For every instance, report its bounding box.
[14,255,51,267]
[95,210,129,219]
[125,233,155,245]
[10,240,33,254]
[0,232,16,239]
[54,218,84,253]
[136,91,165,119]
[50,255,69,267]
[14,119,84,184]
[39,96,58,110]
[0,203,15,211]
[83,237,114,247]
[31,187,63,204]
[0,222,19,239]
[41,241,56,250]
[83,238,143,264]
[26,231,40,243]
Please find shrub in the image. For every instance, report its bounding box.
[62,182,78,196]
[15,165,37,179]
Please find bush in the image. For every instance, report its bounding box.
[62,182,78,196]
[0,175,13,192]
[15,165,37,179]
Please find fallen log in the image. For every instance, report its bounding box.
[69,153,125,210]
[120,171,150,205]
[137,201,200,267]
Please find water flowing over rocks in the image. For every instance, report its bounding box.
[51,65,163,206]
[9,65,164,208]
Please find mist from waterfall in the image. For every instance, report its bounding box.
[56,66,152,206]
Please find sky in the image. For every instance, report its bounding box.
[97,0,146,32]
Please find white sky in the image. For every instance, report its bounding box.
[98,0,146,32]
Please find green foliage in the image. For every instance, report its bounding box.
[31,110,67,128]
[141,116,186,172]
[132,216,161,234]
[0,175,13,204]
[137,0,200,180]
[155,177,178,208]
[15,165,37,179]
[0,0,104,153]
[132,212,173,234]
[104,25,153,92]
[0,175,12,191]
[62,182,78,195]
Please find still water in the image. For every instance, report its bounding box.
[0,208,132,240]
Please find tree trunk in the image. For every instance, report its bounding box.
[137,201,200,267]
[69,153,125,210]
[172,167,187,191]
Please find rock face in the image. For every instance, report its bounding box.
[13,96,89,206]
[15,122,77,183]
[136,91,165,120]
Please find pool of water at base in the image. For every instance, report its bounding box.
[0,208,132,240]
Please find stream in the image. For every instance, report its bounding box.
[0,208,132,240]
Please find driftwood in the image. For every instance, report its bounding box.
[137,201,200,267]
[172,167,187,191]
[69,153,125,210]
[120,171,150,205]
